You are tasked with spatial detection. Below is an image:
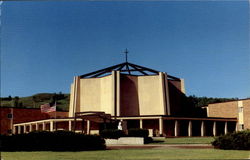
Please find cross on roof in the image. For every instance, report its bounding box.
[123,48,129,62]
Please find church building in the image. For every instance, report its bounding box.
[9,59,240,137]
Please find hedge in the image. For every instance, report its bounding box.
[128,128,149,138]
[212,130,250,150]
[99,129,126,139]
[0,131,106,151]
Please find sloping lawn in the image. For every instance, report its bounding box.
[2,148,249,160]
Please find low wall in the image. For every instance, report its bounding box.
[105,137,144,145]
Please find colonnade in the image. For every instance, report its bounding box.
[14,119,76,134]
[13,117,237,137]
[119,117,237,137]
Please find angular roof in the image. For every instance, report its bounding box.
[79,62,180,80]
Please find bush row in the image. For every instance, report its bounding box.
[0,131,106,151]
[212,130,250,150]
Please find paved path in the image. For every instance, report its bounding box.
[107,144,213,150]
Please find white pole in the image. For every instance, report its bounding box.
[54,101,57,131]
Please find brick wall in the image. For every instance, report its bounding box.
[207,99,250,130]
[243,99,250,129]
[207,101,238,118]
[0,107,68,135]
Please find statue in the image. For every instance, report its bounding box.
[118,120,123,130]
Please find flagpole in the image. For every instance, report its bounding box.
[54,101,57,131]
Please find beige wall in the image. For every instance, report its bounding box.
[80,75,114,115]
[69,76,80,117]
[120,74,167,116]
[137,75,165,115]
[69,75,114,116]
[69,71,182,117]
[68,83,75,117]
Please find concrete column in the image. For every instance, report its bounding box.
[13,126,16,134]
[213,121,217,136]
[42,122,46,131]
[24,125,27,133]
[180,79,185,94]
[35,123,38,130]
[69,120,72,131]
[140,119,143,129]
[29,124,32,132]
[174,120,179,137]
[87,120,90,135]
[201,121,205,137]
[224,121,228,135]
[18,126,21,134]
[159,72,167,115]
[163,73,171,115]
[188,121,192,137]
[235,123,238,132]
[50,121,53,132]
[116,71,120,116]
[159,118,163,135]
[112,71,116,117]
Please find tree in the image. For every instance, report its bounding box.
[32,96,38,108]
[13,96,19,107]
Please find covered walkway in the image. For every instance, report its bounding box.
[13,116,237,137]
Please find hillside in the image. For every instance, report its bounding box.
[0,93,238,112]
[0,93,70,111]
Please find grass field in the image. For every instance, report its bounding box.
[2,148,250,160]
[152,137,215,144]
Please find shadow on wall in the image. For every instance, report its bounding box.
[120,75,140,116]
[168,81,207,117]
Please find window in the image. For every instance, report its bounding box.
[238,107,243,113]
[7,129,12,134]
[7,113,13,119]
[239,124,244,130]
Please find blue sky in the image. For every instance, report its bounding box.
[1,1,249,98]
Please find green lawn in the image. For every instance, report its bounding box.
[152,137,215,144]
[2,149,249,160]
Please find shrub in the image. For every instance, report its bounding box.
[128,128,153,144]
[212,130,250,150]
[0,130,106,151]
[128,128,149,138]
[100,129,126,139]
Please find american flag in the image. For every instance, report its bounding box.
[40,103,56,113]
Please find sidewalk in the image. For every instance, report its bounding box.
[107,144,213,150]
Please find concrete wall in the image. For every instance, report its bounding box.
[168,80,184,115]
[120,75,139,116]
[80,75,114,115]
[69,76,80,117]
[137,75,165,115]
[69,84,75,117]
[120,74,166,116]
[69,71,186,117]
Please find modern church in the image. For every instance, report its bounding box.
[7,58,246,137]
